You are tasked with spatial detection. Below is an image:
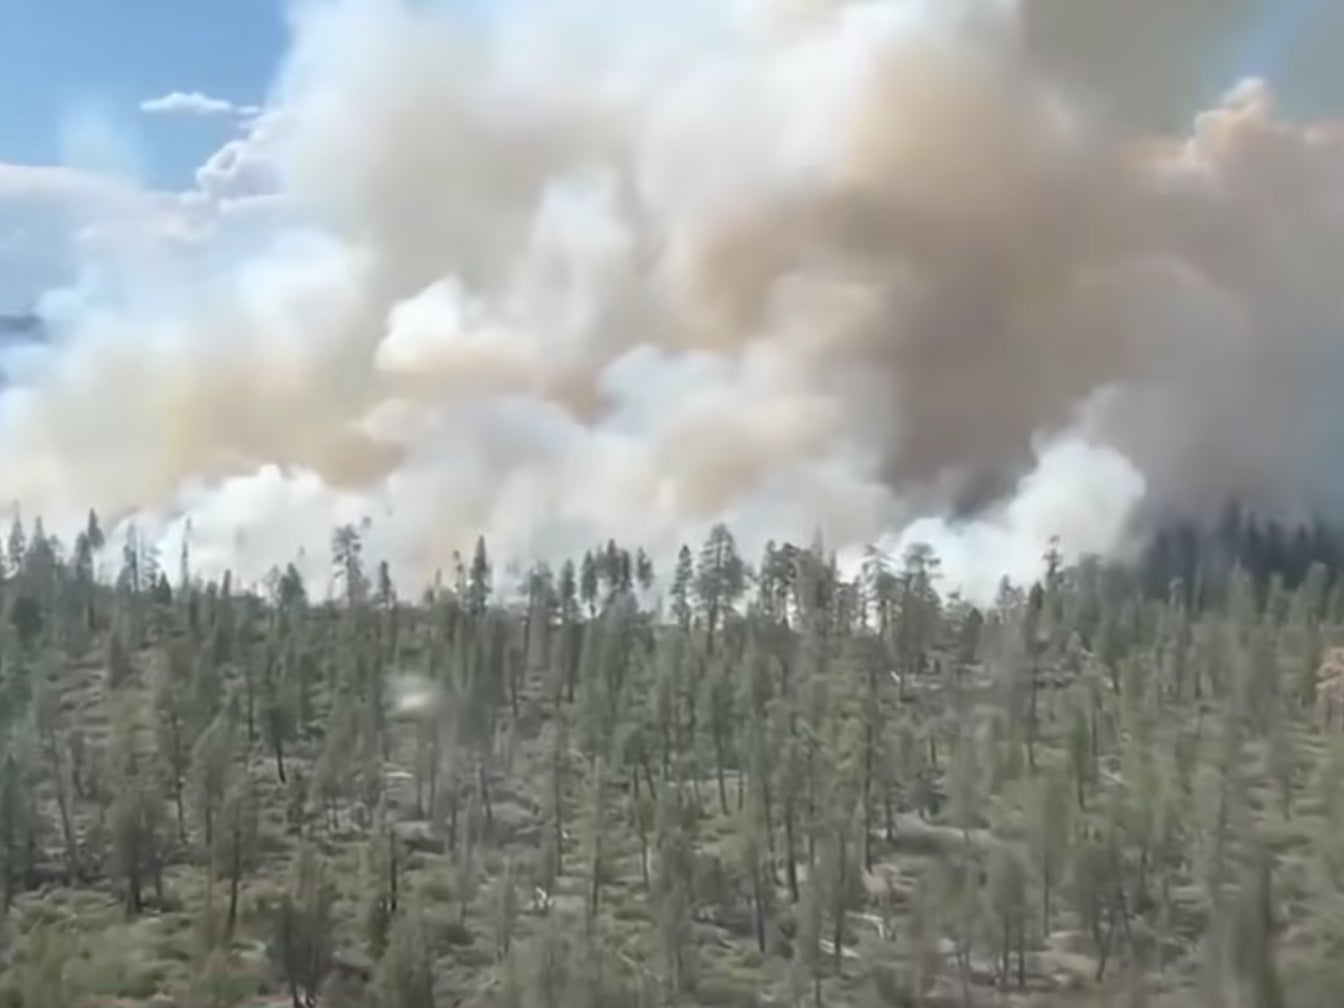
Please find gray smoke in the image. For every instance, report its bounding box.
[0,0,1341,600]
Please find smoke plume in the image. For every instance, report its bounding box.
[1,0,1342,599]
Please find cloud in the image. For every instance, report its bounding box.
[139,91,255,118]
[2,0,1344,600]
[192,109,285,203]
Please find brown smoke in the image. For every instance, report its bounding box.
[0,0,1341,596]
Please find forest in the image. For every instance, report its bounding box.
[2,508,1344,1006]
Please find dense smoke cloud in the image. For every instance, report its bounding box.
[0,0,1341,599]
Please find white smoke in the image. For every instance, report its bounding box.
[1,0,1342,603]
[881,432,1148,601]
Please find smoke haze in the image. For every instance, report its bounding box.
[1,0,1342,600]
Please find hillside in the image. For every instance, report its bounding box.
[2,519,1344,1006]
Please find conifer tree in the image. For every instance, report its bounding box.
[273,844,337,1008]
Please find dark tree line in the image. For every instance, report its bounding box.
[1140,504,1344,609]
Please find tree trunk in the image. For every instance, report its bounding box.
[588,833,602,922]
[640,755,658,803]
[762,776,777,869]
[427,735,440,826]
[1017,915,1027,989]
[125,839,142,919]
[686,685,698,757]
[447,769,460,855]
[478,760,494,835]
[172,776,186,845]
[389,832,399,915]
[1042,863,1052,937]
[414,729,427,819]
[714,728,729,815]
[1092,904,1117,982]
[566,625,580,704]
[832,835,847,975]
[46,738,78,882]
[1000,917,1011,990]
[245,672,256,743]
[863,666,877,869]
[954,935,973,1008]
[1027,664,1039,772]
[23,796,39,888]
[754,885,768,958]
[151,845,165,910]
[550,762,563,877]
[638,823,650,890]
[226,832,243,941]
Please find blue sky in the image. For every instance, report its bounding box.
[0,0,287,190]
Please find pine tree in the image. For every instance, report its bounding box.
[374,906,435,1008]
[190,705,237,858]
[696,524,745,654]
[331,524,367,607]
[467,536,491,615]
[671,545,694,629]
[272,844,336,1008]
[108,697,168,916]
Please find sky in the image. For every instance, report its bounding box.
[0,0,285,190]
